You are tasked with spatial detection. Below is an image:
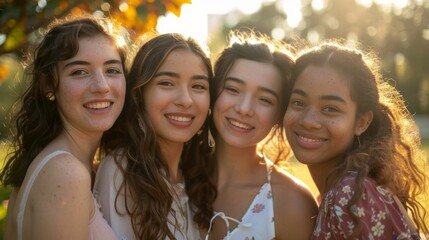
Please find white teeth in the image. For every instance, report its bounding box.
[86,102,110,109]
[229,119,252,129]
[167,115,192,122]
[299,135,323,142]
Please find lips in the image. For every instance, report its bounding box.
[84,101,112,109]
[227,118,253,130]
[165,114,193,122]
[294,132,326,149]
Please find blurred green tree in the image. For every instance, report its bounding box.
[217,0,429,114]
[0,0,191,139]
[0,0,191,55]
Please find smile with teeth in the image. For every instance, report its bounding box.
[166,115,192,122]
[228,119,252,130]
[298,134,324,143]
[85,102,111,109]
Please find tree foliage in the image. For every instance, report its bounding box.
[0,0,191,55]
[0,0,191,139]
[219,0,429,114]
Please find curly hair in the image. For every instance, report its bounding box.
[191,29,296,228]
[101,32,215,238]
[291,41,429,237]
[0,13,129,188]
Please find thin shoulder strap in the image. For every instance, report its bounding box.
[17,150,70,240]
[263,155,273,183]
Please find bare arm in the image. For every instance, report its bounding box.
[272,169,319,240]
[30,154,92,240]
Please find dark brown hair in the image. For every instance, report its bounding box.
[0,13,129,188]
[101,32,215,238]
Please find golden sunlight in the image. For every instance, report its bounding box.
[356,0,410,8]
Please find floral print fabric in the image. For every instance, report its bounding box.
[205,159,275,240]
[212,182,275,240]
[312,172,420,240]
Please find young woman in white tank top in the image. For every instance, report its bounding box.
[200,30,319,240]
[0,14,129,240]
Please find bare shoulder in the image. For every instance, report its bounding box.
[31,152,92,203]
[271,165,318,240]
[271,165,316,203]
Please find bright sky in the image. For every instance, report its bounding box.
[156,0,412,45]
[156,0,284,45]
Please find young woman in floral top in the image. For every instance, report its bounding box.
[283,41,429,239]
[198,30,318,240]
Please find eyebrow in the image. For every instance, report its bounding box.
[291,89,346,103]
[64,59,122,68]
[154,71,209,81]
[226,76,279,99]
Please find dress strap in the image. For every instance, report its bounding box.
[205,212,252,240]
[17,150,71,240]
[262,154,274,183]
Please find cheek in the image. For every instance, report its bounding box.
[328,118,355,139]
[195,92,210,111]
[117,78,126,95]
[213,95,229,113]
[283,110,299,126]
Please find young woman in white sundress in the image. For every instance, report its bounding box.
[198,30,318,240]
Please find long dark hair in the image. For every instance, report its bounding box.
[291,41,428,237]
[101,32,215,239]
[0,14,128,188]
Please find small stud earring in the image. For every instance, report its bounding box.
[46,92,55,101]
[207,108,215,148]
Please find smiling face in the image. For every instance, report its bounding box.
[143,48,210,145]
[283,65,371,167]
[56,35,126,136]
[213,58,282,148]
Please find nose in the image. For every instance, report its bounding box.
[174,85,193,108]
[234,94,254,116]
[90,71,110,93]
[299,108,322,129]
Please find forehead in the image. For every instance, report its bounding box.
[294,65,353,100]
[159,48,205,69]
[227,58,282,90]
[65,36,119,62]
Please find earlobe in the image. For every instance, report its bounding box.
[356,111,373,136]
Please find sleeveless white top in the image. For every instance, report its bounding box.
[93,153,200,240]
[16,150,117,240]
[205,160,275,240]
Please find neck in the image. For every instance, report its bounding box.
[52,130,102,172]
[159,140,184,184]
[307,157,342,195]
[215,139,262,185]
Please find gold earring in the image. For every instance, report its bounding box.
[46,92,55,101]
[208,128,215,148]
[207,108,215,148]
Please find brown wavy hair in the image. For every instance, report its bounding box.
[291,41,429,238]
[191,29,296,228]
[101,32,215,238]
[0,13,129,188]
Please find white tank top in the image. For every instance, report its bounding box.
[16,150,117,240]
[205,159,275,240]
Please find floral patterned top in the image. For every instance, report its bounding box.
[205,159,275,240]
[312,171,420,240]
